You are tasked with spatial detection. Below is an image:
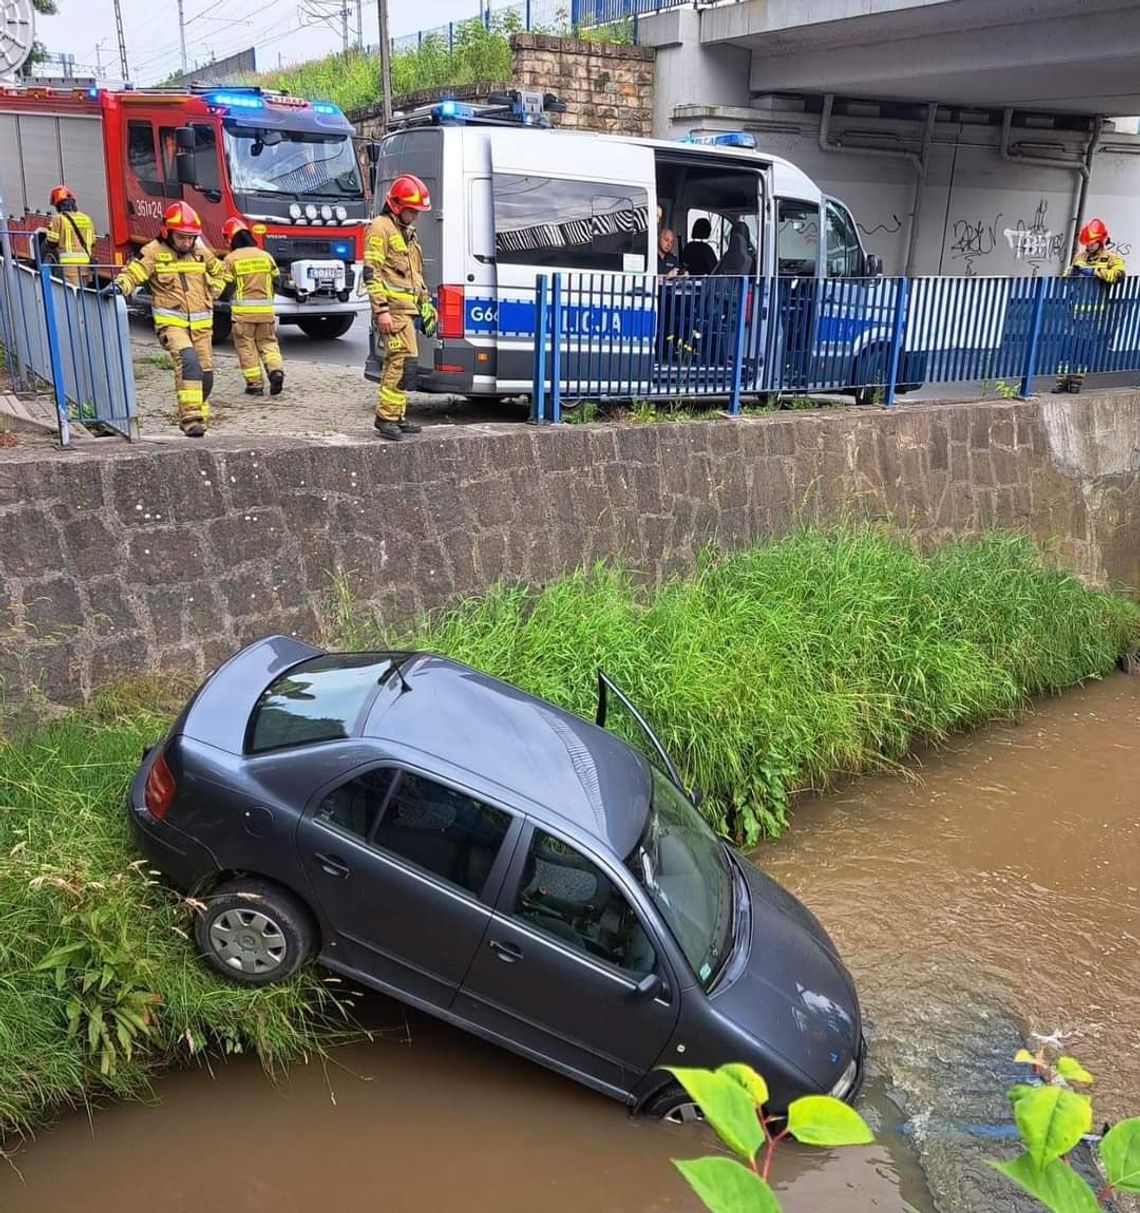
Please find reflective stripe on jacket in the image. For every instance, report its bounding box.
[1066,248,1127,285]
[223,246,280,319]
[115,238,227,329]
[363,211,427,315]
[47,211,95,264]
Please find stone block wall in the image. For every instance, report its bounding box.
[1,394,1138,705]
[351,34,655,138]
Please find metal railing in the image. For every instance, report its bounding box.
[0,243,138,446]
[530,271,1140,418]
[389,0,686,54]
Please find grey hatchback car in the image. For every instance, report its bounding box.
[130,635,864,1118]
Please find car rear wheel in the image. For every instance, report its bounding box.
[642,1081,706,1123]
[194,878,315,987]
[298,315,355,340]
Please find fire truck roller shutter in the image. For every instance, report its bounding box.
[59,116,112,238]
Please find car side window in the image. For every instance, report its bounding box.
[372,773,512,897]
[513,829,656,976]
[316,767,397,838]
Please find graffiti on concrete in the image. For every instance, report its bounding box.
[1116,240,1133,257]
[949,213,1002,275]
[1003,199,1065,270]
[858,214,903,238]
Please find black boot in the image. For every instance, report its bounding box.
[245,382,264,396]
[268,369,284,396]
[182,421,206,438]
[374,417,403,441]
[398,419,422,433]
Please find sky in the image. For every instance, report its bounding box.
[35,0,489,85]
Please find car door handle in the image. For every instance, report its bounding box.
[313,852,350,878]
[488,939,523,963]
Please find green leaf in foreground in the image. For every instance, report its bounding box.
[1101,1118,1140,1193]
[664,1068,764,1162]
[991,1154,1100,1213]
[786,1094,875,1147]
[1010,1084,1092,1171]
[1055,1056,1094,1086]
[718,1063,770,1109]
[674,1157,783,1213]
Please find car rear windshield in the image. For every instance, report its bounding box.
[246,654,393,754]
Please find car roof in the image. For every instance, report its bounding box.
[364,654,652,858]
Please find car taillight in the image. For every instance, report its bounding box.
[144,750,176,821]
[438,284,465,338]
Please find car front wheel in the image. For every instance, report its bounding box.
[641,1081,706,1123]
[194,878,315,987]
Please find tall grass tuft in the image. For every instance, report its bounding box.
[335,526,1139,842]
[0,682,352,1141]
[0,525,1135,1138]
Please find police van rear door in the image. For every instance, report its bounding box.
[486,131,656,395]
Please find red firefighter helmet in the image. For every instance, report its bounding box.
[49,185,75,208]
[1079,218,1110,247]
[385,173,432,215]
[222,217,251,243]
[162,202,203,239]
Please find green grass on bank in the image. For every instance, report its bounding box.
[250,12,633,116]
[0,679,352,1141]
[1,526,1137,1139]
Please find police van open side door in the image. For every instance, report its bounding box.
[486,132,656,395]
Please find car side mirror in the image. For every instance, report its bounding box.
[175,151,197,188]
[864,253,883,277]
[689,786,704,809]
[631,972,664,1000]
[175,125,197,152]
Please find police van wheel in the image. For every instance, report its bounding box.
[298,316,355,340]
[211,312,233,345]
[853,345,889,406]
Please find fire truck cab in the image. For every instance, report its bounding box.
[0,83,369,340]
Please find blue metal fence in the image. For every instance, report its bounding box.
[0,243,138,445]
[389,0,684,54]
[530,272,1140,418]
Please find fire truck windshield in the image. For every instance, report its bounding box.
[223,125,362,199]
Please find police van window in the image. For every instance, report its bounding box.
[127,122,161,194]
[777,199,820,277]
[493,174,649,273]
[191,123,222,194]
[825,200,863,278]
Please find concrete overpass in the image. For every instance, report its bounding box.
[666,0,1140,114]
[640,0,1140,278]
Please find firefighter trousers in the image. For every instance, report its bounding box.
[233,319,283,390]
[158,326,214,431]
[376,314,418,422]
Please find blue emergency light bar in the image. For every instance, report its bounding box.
[312,101,342,116]
[205,91,265,110]
[682,131,757,149]
[434,99,478,122]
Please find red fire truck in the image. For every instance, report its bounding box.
[0,82,369,340]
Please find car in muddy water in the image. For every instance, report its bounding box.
[129,636,865,1118]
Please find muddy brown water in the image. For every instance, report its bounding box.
[2,675,1137,1212]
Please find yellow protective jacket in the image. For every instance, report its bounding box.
[222,245,281,320]
[1065,247,1126,285]
[47,210,95,265]
[363,211,428,317]
[115,238,228,331]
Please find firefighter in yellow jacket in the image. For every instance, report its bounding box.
[45,185,96,287]
[1055,217,1127,394]
[105,202,227,437]
[221,218,285,396]
[363,173,437,440]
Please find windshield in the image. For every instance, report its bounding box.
[628,768,736,988]
[223,125,362,198]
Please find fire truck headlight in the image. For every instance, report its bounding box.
[335,206,348,221]
[289,203,303,221]
[320,204,333,221]
[305,204,318,221]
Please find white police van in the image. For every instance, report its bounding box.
[370,91,915,402]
